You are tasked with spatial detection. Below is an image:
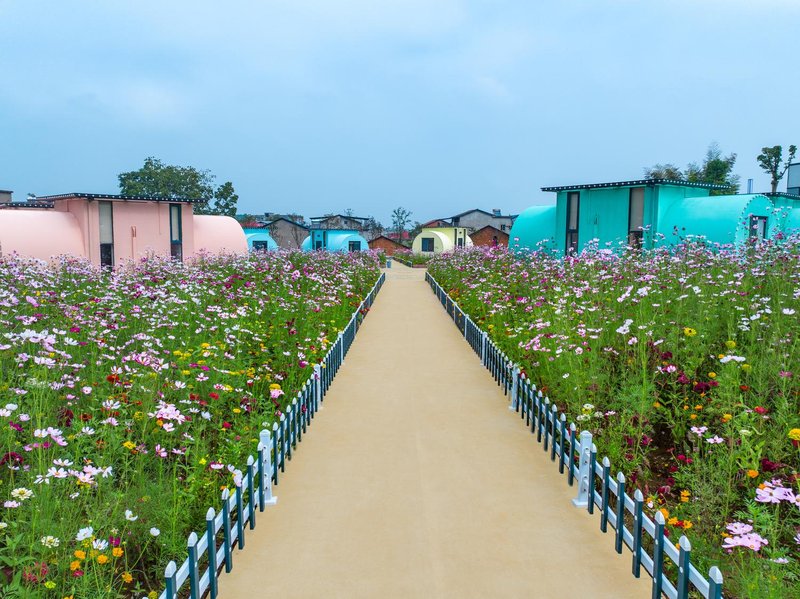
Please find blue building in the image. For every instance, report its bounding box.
[301,229,368,252]
[243,228,278,251]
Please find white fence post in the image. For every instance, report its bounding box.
[313,363,322,410]
[572,430,593,508]
[259,429,278,506]
[509,366,520,411]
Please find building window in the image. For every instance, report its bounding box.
[99,201,114,268]
[169,204,183,261]
[500,224,507,231]
[628,187,645,248]
[749,215,768,239]
[253,241,270,251]
[421,237,434,252]
[565,192,580,253]
[348,241,361,252]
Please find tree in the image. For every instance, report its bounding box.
[362,216,384,241]
[391,207,412,243]
[757,144,797,194]
[686,143,740,195]
[643,163,683,180]
[644,143,740,195]
[118,157,239,215]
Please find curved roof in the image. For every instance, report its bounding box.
[412,229,456,253]
[192,215,248,255]
[509,205,557,251]
[0,210,85,261]
[244,230,278,250]
[542,178,727,192]
[325,231,368,252]
[658,194,775,246]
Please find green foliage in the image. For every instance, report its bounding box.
[757,144,797,194]
[645,143,740,195]
[118,157,239,216]
[391,207,412,241]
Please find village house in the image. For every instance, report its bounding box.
[260,216,309,249]
[449,208,515,234]
[469,224,509,247]
[368,234,407,255]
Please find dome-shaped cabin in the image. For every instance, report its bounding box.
[0,209,85,261]
[192,215,248,255]
[508,205,557,252]
[301,229,368,252]
[243,228,278,251]
[658,194,776,246]
[411,227,472,254]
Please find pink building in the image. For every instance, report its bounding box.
[0,192,247,265]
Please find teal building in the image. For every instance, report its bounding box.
[243,228,278,251]
[301,229,368,252]
[511,179,800,255]
[508,205,557,252]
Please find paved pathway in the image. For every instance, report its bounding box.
[220,264,649,598]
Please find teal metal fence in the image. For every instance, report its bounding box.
[158,272,386,599]
[425,272,724,599]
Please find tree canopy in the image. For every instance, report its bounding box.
[118,157,239,216]
[644,143,740,195]
[757,144,797,194]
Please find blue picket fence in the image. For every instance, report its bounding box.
[426,272,725,599]
[158,272,385,599]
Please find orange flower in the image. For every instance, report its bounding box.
[112,547,124,558]
[73,550,86,560]
[69,560,81,571]
[122,572,133,584]
[747,469,759,478]
[96,554,109,565]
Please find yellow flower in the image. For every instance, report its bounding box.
[683,327,697,337]
[690,414,697,420]
[722,413,733,423]
[201,342,211,349]
[747,469,759,478]
[70,560,81,571]
[232,408,242,414]
[112,547,124,558]
[668,517,679,526]
[788,429,800,441]
[683,520,693,530]
[199,458,207,466]
[149,592,159,599]
[122,572,133,584]
[694,405,703,411]
[659,508,670,520]
[708,372,716,379]
[122,441,136,451]
[653,402,662,409]
[45,581,56,589]
[96,554,109,565]
[725,340,736,349]
[680,490,690,503]
[741,363,751,372]
[269,383,282,391]
[74,550,86,560]
[181,370,191,376]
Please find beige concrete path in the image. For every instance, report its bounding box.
[220,264,649,598]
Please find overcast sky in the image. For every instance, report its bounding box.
[1,1,798,224]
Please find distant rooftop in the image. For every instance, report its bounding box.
[310,214,369,221]
[541,178,728,192]
[36,192,202,204]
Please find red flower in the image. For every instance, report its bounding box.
[222,422,232,429]
[754,406,767,414]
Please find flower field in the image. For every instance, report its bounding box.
[0,250,380,597]
[429,242,800,597]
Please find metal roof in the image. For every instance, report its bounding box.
[310,214,369,221]
[541,178,728,192]
[36,192,202,203]
[450,208,514,219]
[259,216,309,229]
[0,201,54,209]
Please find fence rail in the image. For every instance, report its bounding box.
[159,272,386,599]
[425,272,724,599]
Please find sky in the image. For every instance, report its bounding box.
[1,0,798,226]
